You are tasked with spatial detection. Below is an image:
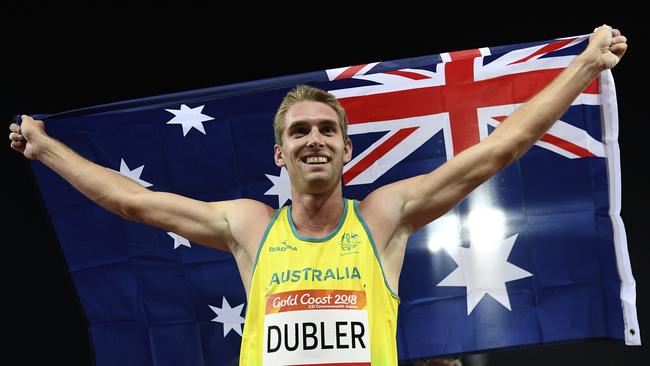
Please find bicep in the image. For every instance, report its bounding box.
[398,141,503,231]
[126,191,248,252]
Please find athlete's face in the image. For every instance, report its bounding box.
[274,101,352,194]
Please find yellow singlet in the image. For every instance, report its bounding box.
[239,199,400,365]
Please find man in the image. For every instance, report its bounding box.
[9,25,627,365]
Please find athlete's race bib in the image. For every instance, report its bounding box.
[263,289,371,365]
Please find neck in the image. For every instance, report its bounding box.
[290,184,345,237]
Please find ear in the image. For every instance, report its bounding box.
[343,137,353,164]
[274,144,285,167]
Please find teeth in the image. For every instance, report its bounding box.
[305,156,328,164]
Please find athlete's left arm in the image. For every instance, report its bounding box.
[363,26,626,241]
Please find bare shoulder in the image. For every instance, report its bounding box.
[213,198,275,217]
[358,183,408,249]
[358,181,408,225]
[215,198,276,257]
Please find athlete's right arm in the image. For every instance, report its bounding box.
[9,115,271,253]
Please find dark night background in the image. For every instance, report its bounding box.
[3,3,648,365]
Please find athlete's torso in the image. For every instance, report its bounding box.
[239,199,400,365]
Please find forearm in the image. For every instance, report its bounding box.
[34,133,146,217]
[488,53,603,165]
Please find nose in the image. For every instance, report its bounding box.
[306,127,324,148]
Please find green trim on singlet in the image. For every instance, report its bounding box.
[242,207,283,321]
[287,199,349,242]
[353,199,400,300]
[250,207,283,279]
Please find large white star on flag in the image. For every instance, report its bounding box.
[115,159,153,187]
[209,297,245,337]
[437,234,533,315]
[264,167,292,207]
[167,232,191,249]
[165,104,215,136]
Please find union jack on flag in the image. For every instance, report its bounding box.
[330,36,601,186]
[28,33,639,365]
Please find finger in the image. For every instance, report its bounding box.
[611,28,621,37]
[612,35,627,44]
[610,43,627,56]
[9,132,25,142]
[9,123,21,133]
[594,24,612,32]
[10,140,24,150]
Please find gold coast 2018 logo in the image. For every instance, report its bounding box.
[339,232,360,255]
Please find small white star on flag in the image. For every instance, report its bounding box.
[264,167,292,208]
[114,159,153,187]
[165,104,215,136]
[209,297,245,337]
[167,232,191,249]
[437,234,533,315]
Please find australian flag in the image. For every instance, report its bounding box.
[28,33,640,365]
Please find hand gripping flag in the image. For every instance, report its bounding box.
[27,33,640,365]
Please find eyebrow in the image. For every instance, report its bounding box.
[286,119,339,130]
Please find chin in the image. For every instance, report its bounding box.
[303,176,339,194]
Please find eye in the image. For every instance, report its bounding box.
[321,126,336,135]
[291,127,308,137]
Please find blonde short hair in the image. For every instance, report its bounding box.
[273,85,349,145]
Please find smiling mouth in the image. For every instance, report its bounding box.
[301,156,330,164]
